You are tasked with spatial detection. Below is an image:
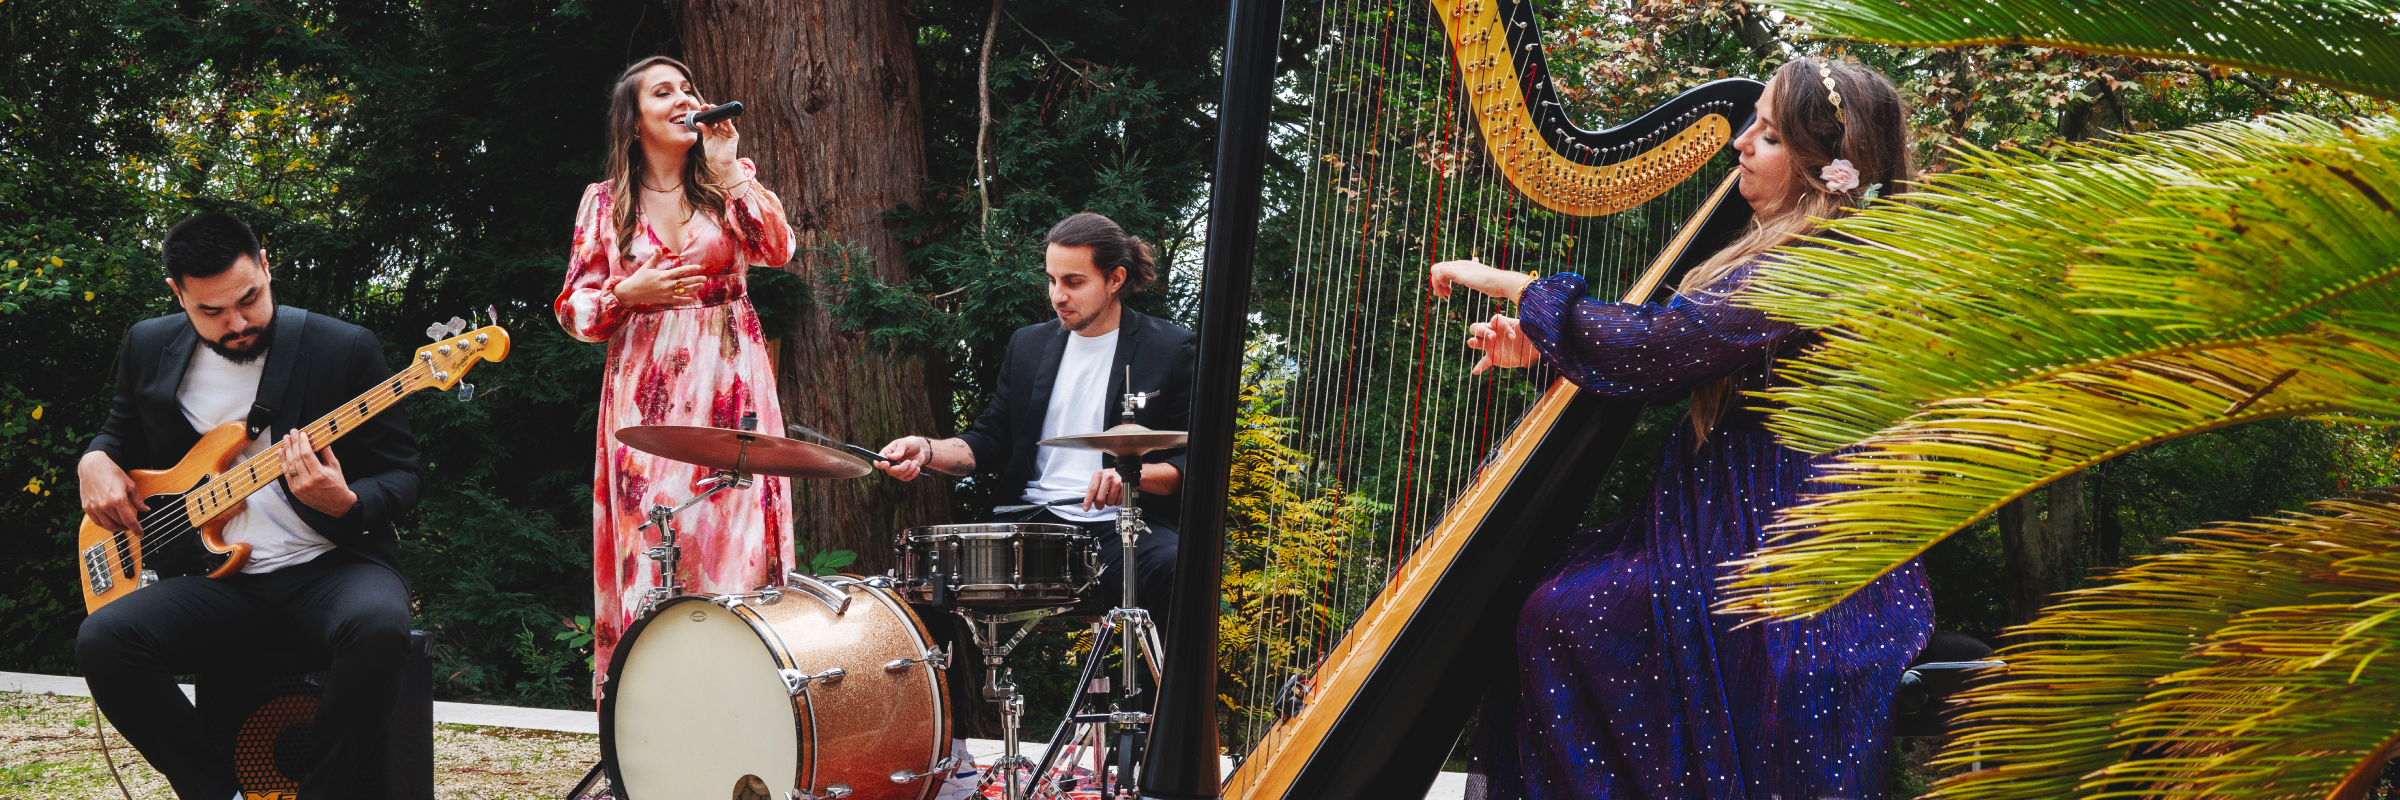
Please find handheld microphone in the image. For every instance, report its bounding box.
[679,101,744,132]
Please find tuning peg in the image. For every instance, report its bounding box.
[425,322,449,341]
[446,316,468,337]
[456,382,476,403]
[485,305,500,328]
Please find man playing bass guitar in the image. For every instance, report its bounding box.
[75,212,422,800]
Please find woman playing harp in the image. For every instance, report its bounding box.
[1429,58,1934,800]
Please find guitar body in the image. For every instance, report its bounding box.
[77,422,260,613]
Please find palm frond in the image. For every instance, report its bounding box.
[1923,492,2400,800]
[1765,0,2400,102]
[1742,115,2399,455]
[1717,330,2400,619]
[1715,116,2400,620]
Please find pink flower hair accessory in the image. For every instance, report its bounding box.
[1820,159,1861,194]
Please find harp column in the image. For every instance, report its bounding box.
[1142,0,1284,795]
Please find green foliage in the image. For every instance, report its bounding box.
[1216,368,1381,750]
[1932,491,2400,800]
[1766,0,2400,102]
[800,546,859,577]
[0,0,682,708]
[1720,115,2400,620]
[868,0,1228,513]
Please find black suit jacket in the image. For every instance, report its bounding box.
[957,308,1196,524]
[85,306,422,579]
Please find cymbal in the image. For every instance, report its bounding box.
[1037,424,1189,456]
[616,425,872,479]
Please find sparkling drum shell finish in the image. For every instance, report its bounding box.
[600,583,950,800]
[897,523,1096,608]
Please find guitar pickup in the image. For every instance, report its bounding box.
[83,545,114,595]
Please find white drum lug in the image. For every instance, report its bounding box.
[784,571,856,615]
[790,785,852,800]
[780,667,847,696]
[714,586,784,609]
[884,642,952,673]
[890,755,962,783]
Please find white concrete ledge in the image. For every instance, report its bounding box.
[2,670,594,733]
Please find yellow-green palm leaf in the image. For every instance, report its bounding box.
[1767,0,2400,102]
[1715,115,2400,620]
[1926,491,2400,800]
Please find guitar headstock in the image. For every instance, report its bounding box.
[410,322,512,391]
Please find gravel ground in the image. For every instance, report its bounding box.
[0,691,597,799]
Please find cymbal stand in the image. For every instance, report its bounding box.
[1027,385,1165,800]
[635,415,761,618]
[634,468,751,616]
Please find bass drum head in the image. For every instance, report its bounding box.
[603,596,803,799]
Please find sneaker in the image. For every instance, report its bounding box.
[933,761,982,800]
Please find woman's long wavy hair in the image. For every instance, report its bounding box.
[1682,57,1913,440]
[603,56,729,261]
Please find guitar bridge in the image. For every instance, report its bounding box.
[83,544,114,594]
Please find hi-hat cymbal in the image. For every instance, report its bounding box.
[1037,424,1189,456]
[616,425,872,479]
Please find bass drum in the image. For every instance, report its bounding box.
[601,576,951,800]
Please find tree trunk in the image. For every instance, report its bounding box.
[2046,472,2085,576]
[2091,460,2124,566]
[2058,68,2125,143]
[2001,474,2088,629]
[1998,494,2051,629]
[681,0,950,573]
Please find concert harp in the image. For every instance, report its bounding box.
[1150,0,1766,798]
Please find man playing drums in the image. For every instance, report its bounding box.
[876,212,1195,790]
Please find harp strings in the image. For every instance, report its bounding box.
[1233,0,1733,765]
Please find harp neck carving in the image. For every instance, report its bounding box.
[1440,0,1741,215]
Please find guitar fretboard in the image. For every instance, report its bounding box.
[182,358,438,525]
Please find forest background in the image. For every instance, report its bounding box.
[2,0,2393,743]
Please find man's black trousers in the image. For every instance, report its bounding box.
[76,548,411,800]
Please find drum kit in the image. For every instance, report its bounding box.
[589,389,1186,800]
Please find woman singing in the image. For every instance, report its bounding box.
[1432,58,1933,799]
[555,56,797,692]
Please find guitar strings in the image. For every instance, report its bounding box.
[88,355,451,576]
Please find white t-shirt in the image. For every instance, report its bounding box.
[176,346,334,573]
[1024,328,1121,522]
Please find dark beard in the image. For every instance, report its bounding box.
[199,323,273,365]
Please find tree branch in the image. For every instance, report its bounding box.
[976,0,1002,234]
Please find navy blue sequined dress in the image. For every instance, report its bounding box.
[1470,263,1933,800]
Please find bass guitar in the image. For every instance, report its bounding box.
[76,321,510,613]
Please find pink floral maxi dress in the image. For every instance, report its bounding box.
[554,159,797,694]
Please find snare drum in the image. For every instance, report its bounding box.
[601,575,951,800]
[897,523,1096,607]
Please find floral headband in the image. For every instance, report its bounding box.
[1814,58,1880,199]
[1817,57,1845,127]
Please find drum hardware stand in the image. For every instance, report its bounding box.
[635,413,762,617]
[956,605,1066,800]
[1027,384,1168,800]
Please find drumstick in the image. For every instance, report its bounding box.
[786,423,896,464]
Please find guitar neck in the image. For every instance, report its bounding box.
[185,360,434,526]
